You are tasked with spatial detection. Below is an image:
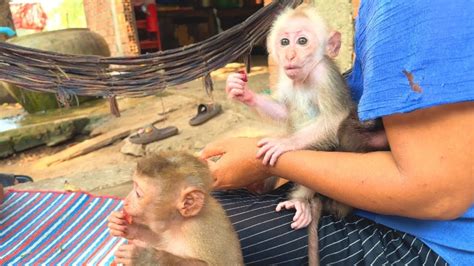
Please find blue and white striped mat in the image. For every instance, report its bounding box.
[0,190,126,265]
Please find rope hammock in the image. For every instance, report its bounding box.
[0,0,301,114]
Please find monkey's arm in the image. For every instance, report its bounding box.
[257,113,346,165]
[153,250,207,266]
[268,102,473,220]
[226,72,288,121]
[116,244,207,266]
[202,102,472,219]
[251,94,289,122]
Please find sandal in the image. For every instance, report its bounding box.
[189,103,222,126]
[0,173,33,187]
[129,125,178,145]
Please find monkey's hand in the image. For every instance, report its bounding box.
[257,137,301,166]
[108,211,129,238]
[114,242,141,265]
[114,240,154,266]
[108,211,152,242]
[276,198,312,230]
[225,72,256,106]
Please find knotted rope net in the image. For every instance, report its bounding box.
[0,0,301,101]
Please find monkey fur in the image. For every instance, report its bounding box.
[268,5,388,266]
[109,152,244,265]
[224,4,387,266]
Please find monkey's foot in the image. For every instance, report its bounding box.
[275,199,312,230]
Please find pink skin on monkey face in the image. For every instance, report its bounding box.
[275,17,320,81]
[123,175,157,224]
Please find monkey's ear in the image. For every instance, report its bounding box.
[326,31,342,58]
[178,187,205,218]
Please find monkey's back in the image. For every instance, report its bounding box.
[192,197,244,266]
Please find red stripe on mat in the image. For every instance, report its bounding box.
[2,193,83,262]
[0,190,125,265]
[29,196,107,263]
[2,193,58,238]
[56,198,119,264]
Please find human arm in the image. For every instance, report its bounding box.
[257,110,348,165]
[225,72,288,121]
[201,102,473,220]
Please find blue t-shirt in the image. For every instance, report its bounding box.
[347,1,474,265]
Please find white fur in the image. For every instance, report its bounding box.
[267,4,330,63]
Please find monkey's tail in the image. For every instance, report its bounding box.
[308,196,322,266]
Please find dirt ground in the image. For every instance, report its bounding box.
[0,0,355,197]
[0,57,283,197]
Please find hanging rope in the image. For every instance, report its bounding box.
[0,0,301,99]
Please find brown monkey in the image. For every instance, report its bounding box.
[225,4,387,265]
[108,152,244,265]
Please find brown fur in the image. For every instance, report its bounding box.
[131,152,244,265]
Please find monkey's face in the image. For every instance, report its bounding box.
[124,174,160,224]
[274,17,322,82]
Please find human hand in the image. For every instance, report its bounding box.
[225,71,256,106]
[276,198,312,229]
[200,137,272,189]
[257,137,300,166]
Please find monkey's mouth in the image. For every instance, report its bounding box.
[284,66,302,78]
[284,66,301,70]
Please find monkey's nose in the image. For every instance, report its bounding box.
[286,50,296,61]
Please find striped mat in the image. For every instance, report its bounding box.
[0,190,126,265]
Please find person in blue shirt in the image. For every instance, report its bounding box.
[200,1,473,265]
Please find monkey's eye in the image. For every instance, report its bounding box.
[297,37,308,45]
[135,189,142,198]
[280,38,290,46]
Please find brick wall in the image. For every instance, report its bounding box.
[83,0,139,56]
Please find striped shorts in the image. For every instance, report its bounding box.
[212,183,447,266]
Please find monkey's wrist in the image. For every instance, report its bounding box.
[244,92,260,107]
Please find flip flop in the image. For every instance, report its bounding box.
[129,125,178,145]
[0,173,33,187]
[189,103,222,126]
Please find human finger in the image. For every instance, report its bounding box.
[199,139,228,160]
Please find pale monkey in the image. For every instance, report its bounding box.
[226,4,387,265]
